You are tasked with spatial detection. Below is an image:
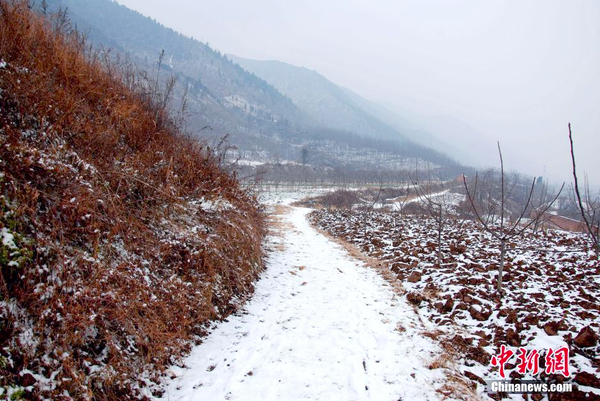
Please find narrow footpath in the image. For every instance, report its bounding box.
[161,206,450,401]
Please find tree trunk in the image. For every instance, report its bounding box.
[497,239,506,295]
[437,209,442,267]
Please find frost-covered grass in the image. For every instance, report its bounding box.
[0,3,265,399]
[310,209,600,399]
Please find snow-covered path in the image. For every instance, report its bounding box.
[161,206,449,401]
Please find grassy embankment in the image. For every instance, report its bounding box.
[0,2,265,398]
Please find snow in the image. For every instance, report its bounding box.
[257,186,333,206]
[160,206,448,401]
[1,227,17,249]
[387,190,465,212]
[235,159,264,166]
[191,197,234,212]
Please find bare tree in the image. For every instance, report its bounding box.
[568,123,600,258]
[464,142,564,296]
[413,169,457,267]
[369,182,384,211]
[390,181,414,216]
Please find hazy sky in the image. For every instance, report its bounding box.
[116,0,599,187]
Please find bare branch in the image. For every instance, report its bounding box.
[506,177,536,237]
[498,142,505,234]
[569,123,599,254]
[463,173,501,240]
[511,183,565,237]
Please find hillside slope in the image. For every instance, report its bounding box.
[47,0,306,153]
[228,56,406,142]
[0,2,265,399]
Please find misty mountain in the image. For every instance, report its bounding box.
[408,114,499,169]
[337,87,452,153]
[229,56,466,165]
[44,0,462,174]
[228,56,408,142]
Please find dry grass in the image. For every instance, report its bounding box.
[428,353,454,370]
[436,372,479,401]
[422,331,482,400]
[264,205,292,252]
[0,2,265,399]
[267,205,294,233]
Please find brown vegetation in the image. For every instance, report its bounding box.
[0,2,265,399]
[295,187,413,210]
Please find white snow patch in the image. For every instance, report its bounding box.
[1,227,17,249]
[193,197,234,213]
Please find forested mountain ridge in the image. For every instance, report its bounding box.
[228,56,408,142]
[45,0,463,176]
[229,56,475,167]
[48,0,302,153]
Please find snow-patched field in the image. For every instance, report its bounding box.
[160,203,461,400]
[310,209,600,400]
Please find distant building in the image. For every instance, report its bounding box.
[533,211,587,233]
[545,214,587,233]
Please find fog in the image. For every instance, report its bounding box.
[116,0,600,188]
